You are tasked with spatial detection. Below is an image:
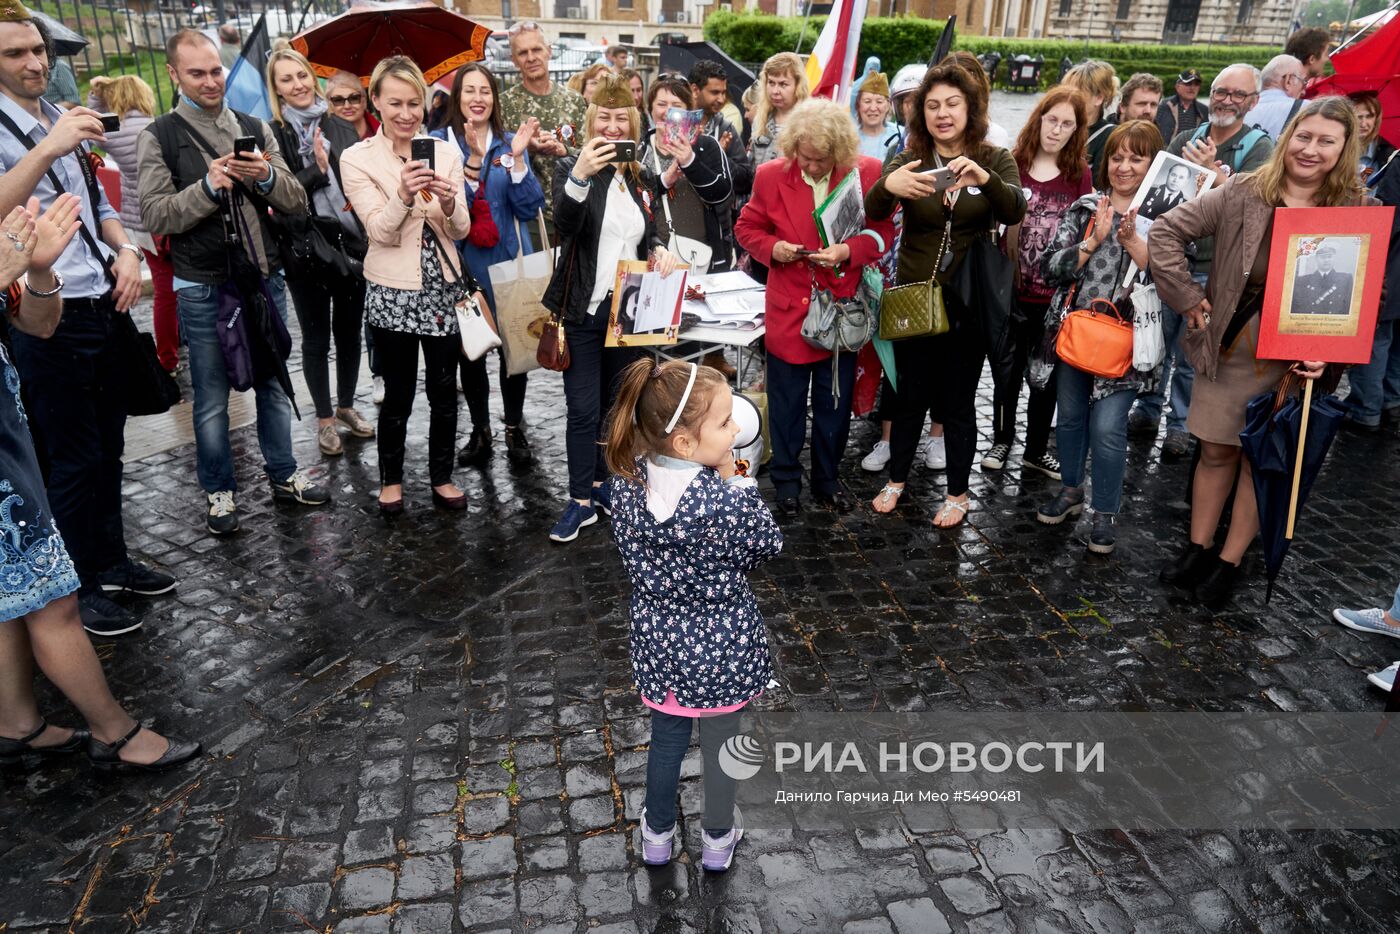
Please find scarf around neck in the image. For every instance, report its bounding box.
[282,97,328,159]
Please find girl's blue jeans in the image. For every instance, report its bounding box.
[644,708,743,837]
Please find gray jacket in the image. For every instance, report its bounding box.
[88,92,148,236]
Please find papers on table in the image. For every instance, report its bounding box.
[684,271,765,329]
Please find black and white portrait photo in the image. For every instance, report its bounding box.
[1289,237,1359,316]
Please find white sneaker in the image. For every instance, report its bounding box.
[861,440,892,472]
[923,435,947,470]
[372,375,385,405]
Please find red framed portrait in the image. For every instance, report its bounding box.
[1257,205,1396,364]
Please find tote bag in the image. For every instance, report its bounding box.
[491,212,557,376]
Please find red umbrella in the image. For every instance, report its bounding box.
[1305,9,1400,149]
[291,0,490,87]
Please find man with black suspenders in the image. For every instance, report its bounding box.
[0,3,173,638]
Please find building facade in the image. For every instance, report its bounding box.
[1042,0,1298,45]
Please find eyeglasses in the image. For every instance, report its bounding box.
[1211,88,1257,103]
[328,93,363,106]
[1282,74,1305,87]
[1040,115,1076,132]
[507,20,541,35]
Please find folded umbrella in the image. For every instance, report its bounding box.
[222,194,301,420]
[292,0,490,86]
[1238,376,1346,603]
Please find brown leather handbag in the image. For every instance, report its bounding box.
[537,241,578,371]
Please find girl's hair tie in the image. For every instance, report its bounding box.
[664,362,698,434]
[649,364,664,379]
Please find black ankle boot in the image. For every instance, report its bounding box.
[1194,555,1242,608]
[1160,541,1215,588]
[504,425,534,466]
[457,425,492,467]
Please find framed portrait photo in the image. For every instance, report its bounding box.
[1122,151,1216,285]
[1257,206,1396,364]
[607,260,689,348]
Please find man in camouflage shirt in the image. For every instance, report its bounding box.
[498,22,586,235]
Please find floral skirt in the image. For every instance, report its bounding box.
[364,233,461,337]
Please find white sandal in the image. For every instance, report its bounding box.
[932,497,969,528]
[872,485,904,513]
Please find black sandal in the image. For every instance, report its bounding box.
[86,722,202,774]
[0,718,88,766]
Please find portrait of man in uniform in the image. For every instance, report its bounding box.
[1291,241,1356,316]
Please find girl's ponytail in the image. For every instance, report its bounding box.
[604,358,657,483]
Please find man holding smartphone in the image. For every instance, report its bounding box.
[0,9,170,637]
[137,28,328,538]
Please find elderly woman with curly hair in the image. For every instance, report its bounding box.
[735,99,896,517]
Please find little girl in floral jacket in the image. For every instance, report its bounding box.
[604,358,783,873]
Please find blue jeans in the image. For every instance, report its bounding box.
[1390,581,1400,620]
[644,708,742,836]
[177,273,297,493]
[1056,365,1136,514]
[1344,319,1400,426]
[1132,271,1204,432]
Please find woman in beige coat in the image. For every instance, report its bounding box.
[341,57,472,514]
[1148,97,1373,608]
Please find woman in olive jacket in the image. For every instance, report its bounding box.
[864,61,1027,528]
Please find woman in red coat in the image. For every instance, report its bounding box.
[735,99,895,518]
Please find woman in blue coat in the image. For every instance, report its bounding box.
[434,62,546,467]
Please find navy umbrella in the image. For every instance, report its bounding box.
[1238,374,1346,603]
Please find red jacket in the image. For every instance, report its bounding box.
[735,155,895,366]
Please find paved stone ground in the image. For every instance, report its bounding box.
[4,310,1400,931]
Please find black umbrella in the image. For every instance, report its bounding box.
[222,194,301,419]
[929,15,956,67]
[31,11,88,57]
[658,41,756,99]
[1238,375,1345,603]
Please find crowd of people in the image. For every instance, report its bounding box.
[2,3,1399,842]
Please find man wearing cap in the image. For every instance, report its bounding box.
[1246,54,1306,140]
[883,63,926,165]
[1293,246,1353,316]
[854,71,897,161]
[1155,69,1208,144]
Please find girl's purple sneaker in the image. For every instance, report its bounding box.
[639,808,676,866]
[702,827,744,872]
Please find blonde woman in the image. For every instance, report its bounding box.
[734,99,896,517]
[567,62,612,105]
[265,48,374,457]
[340,57,472,514]
[1063,60,1120,172]
[1150,97,1370,607]
[541,75,677,543]
[749,52,808,166]
[88,75,180,373]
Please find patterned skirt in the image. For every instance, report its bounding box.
[364,232,461,337]
[0,342,78,620]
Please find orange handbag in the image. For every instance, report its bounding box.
[1055,297,1134,379]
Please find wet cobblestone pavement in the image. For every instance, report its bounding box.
[3,329,1400,932]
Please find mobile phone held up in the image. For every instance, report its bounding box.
[608,140,637,164]
[233,135,257,158]
[920,165,958,192]
[410,137,436,171]
[99,113,120,134]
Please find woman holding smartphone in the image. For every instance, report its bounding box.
[542,75,677,543]
[864,62,1027,528]
[340,57,472,514]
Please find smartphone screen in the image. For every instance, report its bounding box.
[410,137,435,171]
[99,113,120,133]
[233,135,257,157]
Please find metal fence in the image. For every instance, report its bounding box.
[31,0,344,111]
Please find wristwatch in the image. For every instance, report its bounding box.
[1078,240,1096,254]
[117,243,143,262]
